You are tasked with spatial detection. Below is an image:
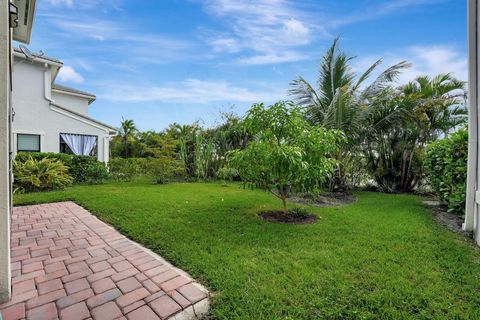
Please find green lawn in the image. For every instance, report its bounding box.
[15,180,480,319]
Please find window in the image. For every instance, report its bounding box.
[17,134,40,152]
[59,133,97,157]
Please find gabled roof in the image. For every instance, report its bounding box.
[50,103,118,134]
[52,84,96,104]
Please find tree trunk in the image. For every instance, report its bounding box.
[281,196,288,214]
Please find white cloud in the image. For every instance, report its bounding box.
[401,46,467,82]
[57,66,84,83]
[47,0,74,6]
[238,52,308,65]
[284,18,309,39]
[210,38,240,53]
[44,0,122,9]
[99,79,285,104]
[204,0,317,64]
[42,15,194,63]
[352,45,467,85]
[333,0,448,26]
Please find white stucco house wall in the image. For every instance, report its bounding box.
[465,0,480,245]
[11,48,117,162]
[1,0,37,303]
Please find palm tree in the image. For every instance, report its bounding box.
[401,73,466,141]
[119,118,137,158]
[290,37,410,192]
[362,74,466,192]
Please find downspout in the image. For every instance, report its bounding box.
[464,0,478,233]
[43,63,54,103]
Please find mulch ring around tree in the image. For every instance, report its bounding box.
[259,211,318,224]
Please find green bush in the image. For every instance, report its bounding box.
[79,160,109,184]
[16,152,108,184]
[13,157,73,193]
[108,157,185,182]
[217,167,239,185]
[144,157,184,184]
[69,156,109,184]
[108,158,139,181]
[15,152,72,165]
[424,129,467,215]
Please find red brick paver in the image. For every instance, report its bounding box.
[0,202,209,320]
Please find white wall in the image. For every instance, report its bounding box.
[0,0,11,303]
[51,91,90,116]
[11,57,111,162]
[465,0,480,245]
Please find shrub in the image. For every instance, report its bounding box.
[69,156,109,184]
[424,129,467,215]
[81,160,110,184]
[217,167,239,185]
[16,152,108,184]
[144,157,184,184]
[108,158,139,181]
[108,157,185,182]
[13,157,73,193]
[15,152,72,165]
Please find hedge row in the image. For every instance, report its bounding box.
[16,152,109,184]
[424,129,468,215]
[108,157,185,183]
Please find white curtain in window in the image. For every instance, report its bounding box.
[82,135,97,156]
[60,133,97,156]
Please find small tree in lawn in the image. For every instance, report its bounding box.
[230,101,343,214]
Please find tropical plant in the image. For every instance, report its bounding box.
[113,118,138,158]
[13,157,73,193]
[15,152,108,184]
[290,37,409,192]
[230,101,343,213]
[362,74,466,192]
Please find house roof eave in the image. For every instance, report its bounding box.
[49,103,118,134]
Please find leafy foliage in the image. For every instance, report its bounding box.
[288,206,310,218]
[230,101,343,212]
[15,152,72,165]
[290,37,409,192]
[424,129,467,215]
[108,158,138,181]
[290,37,466,194]
[69,156,109,184]
[108,157,185,183]
[16,152,108,184]
[13,157,73,193]
[216,166,239,185]
[144,157,185,184]
[363,74,466,192]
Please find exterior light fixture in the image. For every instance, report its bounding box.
[9,2,19,28]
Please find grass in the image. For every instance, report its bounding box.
[15,179,480,319]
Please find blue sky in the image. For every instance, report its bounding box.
[24,0,467,131]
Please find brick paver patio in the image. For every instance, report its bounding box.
[0,202,209,320]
